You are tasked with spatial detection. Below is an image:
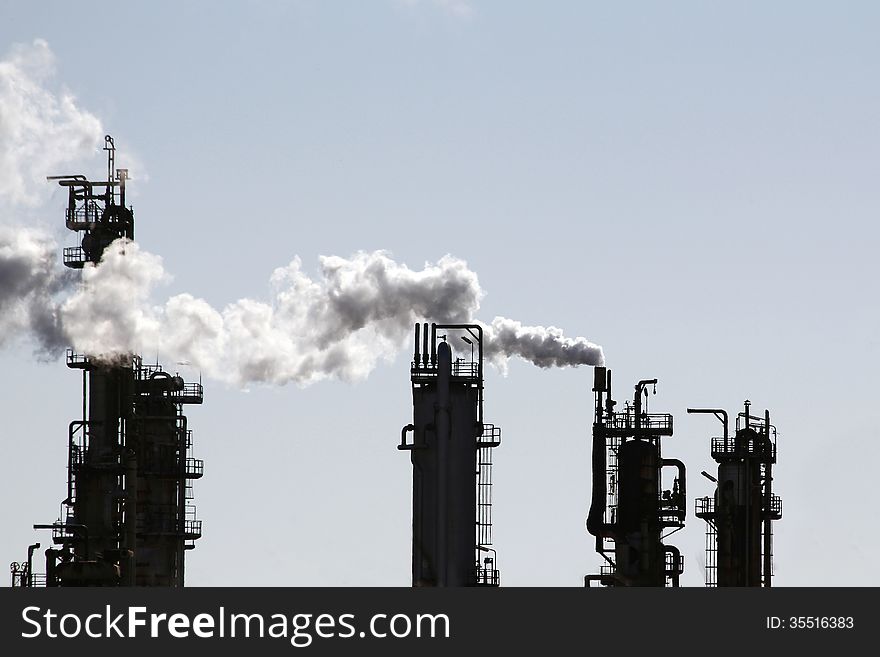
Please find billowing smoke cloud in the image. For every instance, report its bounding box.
[0,39,103,206]
[0,39,102,356]
[0,227,73,354]
[0,39,603,383]
[55,240,603,386]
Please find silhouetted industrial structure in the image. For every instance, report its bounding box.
[4,140,787,589]
[10,136,204,587]
[585,367,685,586]
[690,402,782,587]
[399,323,501,586]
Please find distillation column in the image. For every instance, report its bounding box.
[690,402,782,587]
[13,136,204,588]
[586,366,685,587]
[399,323,501,587]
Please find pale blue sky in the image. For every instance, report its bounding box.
[2,1,879,585]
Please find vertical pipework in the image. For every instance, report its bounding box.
[606,370,613,416]
[586,367,610,539]
[422,323,429,367]
[763,409,772,587]
[431,323,437,367]
[414,323,421,365]
[177,415,188,587]
[474,325,484,425]
[434,341,452,585]
[593,367,606,424]
[44,548,59,587]
[634,384,642,430]
[124,449,137,586]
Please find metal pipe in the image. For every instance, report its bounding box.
[177,413,189,586]
[124,448,137,587]
[592,367,606,425]
[763,408,773,587]
[663,545,682,587]
[27,543,41,587]
[584,574,615,587]
[67,421,85,503]
[633,379,656,430]
[687,407,729,450]
[422,323,429,367]
[34,524,89,561]
[430,323,437,367]
[661,458,687,522]
[434,340,452,585]
[400,424,415,448]
[44,548,60,587]
[606,369,613,416]
[585,420,609,538]
[586,369,613,540]
[414,323,420,365]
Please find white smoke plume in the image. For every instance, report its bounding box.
[0,39,103,206]
[55,240,604,386]
[482,317,604,372]
[0,227,73,353]
[0,39,603,383]
[0,40,102,355]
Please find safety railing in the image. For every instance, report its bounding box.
[452,359,478,378]
[170,383,203,404]
[184,519,202,540]
[66,202,101,229]
[474,560,499,587]
[185,458,204,479]
[606,412,673,435]
[62,246,87,268]
[769,494,783,518]
[695,496,714,517]
[65,349,90,368]
[410,361,480,382]
[664,549,684,576]
[476,423,501,448]
[711,436,776,461]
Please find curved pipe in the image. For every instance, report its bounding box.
[584,574,615,587]
[587,368,613,539]
[586,424,610,538]
[661,458,687,522]
[687,407,729,450]
[34,524,89,561]
[664,545,683,586]
[27,543,41,588]
[400,424,415,449]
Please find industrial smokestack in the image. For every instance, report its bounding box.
[413,322,421,365]
[422,322,429,368]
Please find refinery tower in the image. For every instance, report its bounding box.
[10,137,204,588]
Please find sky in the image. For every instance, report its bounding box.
[2,0,879,586]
